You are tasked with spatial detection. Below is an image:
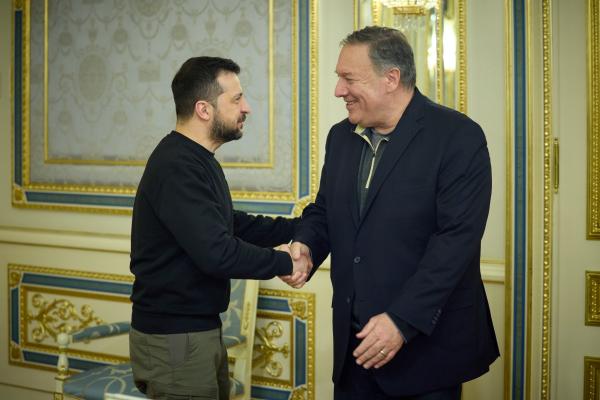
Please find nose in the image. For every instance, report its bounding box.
[334,78,347,98]
[241,98,251,114]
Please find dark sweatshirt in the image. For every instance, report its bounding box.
[130,131,295,334]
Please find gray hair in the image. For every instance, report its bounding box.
[341,26,416,88]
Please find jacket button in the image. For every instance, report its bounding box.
[353,256,361,264]
[346,297,351,304]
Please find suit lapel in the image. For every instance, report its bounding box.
[358,91,426,228]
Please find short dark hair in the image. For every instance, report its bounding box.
[341,26,416,88]
[171,56,241,120]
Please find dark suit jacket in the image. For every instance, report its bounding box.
[295,89,499,396]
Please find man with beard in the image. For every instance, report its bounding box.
[129,57,311,400]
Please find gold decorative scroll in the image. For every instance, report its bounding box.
[289,300,308,320]
[253,321,290,378]
[27,294,103,342]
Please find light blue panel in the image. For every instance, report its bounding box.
[25,192,134,208]
[11,287,19,343]
[250,386,291,400]
[298,0,310,199]
[233,201,295,215]
[512,0,527,399]
[294,318,306,386]
[14,9,23,185]
[22,272,132,296]
[257,296,291,313]
[23,351,109,371]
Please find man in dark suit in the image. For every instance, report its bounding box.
[285,26,499,399]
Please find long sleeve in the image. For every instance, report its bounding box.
[233,211,299,247]
[154,161,292,280]
[386,121,492,336]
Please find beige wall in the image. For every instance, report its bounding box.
[0,0,508,399]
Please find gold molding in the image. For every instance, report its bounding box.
[292,196,313,217]
[504,0,515,398]
[526,0,534,395]
[586,270,600,326]
[40,1,276,170]
[584,356,600,400]
[8,263,134,283]
[309,0,319,202]
[588,0,600,239]
[541,1,554,399]
[457,0,467,114]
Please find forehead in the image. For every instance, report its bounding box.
[216,71,242,95]
[336,44,374,74]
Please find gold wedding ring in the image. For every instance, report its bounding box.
[379,349,387,356]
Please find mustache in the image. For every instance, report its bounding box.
[239,114,247,123]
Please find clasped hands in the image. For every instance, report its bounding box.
[276,242,312,289]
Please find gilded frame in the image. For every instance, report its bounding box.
[588,0,600,239]
[251,288,315,400]
[11,0,318,215]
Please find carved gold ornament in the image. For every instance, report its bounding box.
[27,294,103,342]
[254,321,290,378]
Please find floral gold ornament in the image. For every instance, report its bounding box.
[9,271,22,287]
[290,300,308,320]
[254,321,290,378]
[290,385,308,400]
[27,294,104,342]
[10,342,22,362]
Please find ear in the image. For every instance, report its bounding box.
[384,68,401,91]
[194,101,212,121]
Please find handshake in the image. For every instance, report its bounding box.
[275,242,313,289]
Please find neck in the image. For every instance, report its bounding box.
[175,121,220,153]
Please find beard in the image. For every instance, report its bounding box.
[210,112,245,144]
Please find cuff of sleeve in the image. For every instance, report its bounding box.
[274,250,293,276]
[387,313,420,343]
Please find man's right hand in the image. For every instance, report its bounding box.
[277,242,313,288]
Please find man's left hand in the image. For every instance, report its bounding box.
[353,313,405,369]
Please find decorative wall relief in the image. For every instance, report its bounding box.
[585,270,600,326]
[8,263,315,400]
[252,289,315,400]
[8,264,132,372]
[12,0,318,215]
[584,356,600,400]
